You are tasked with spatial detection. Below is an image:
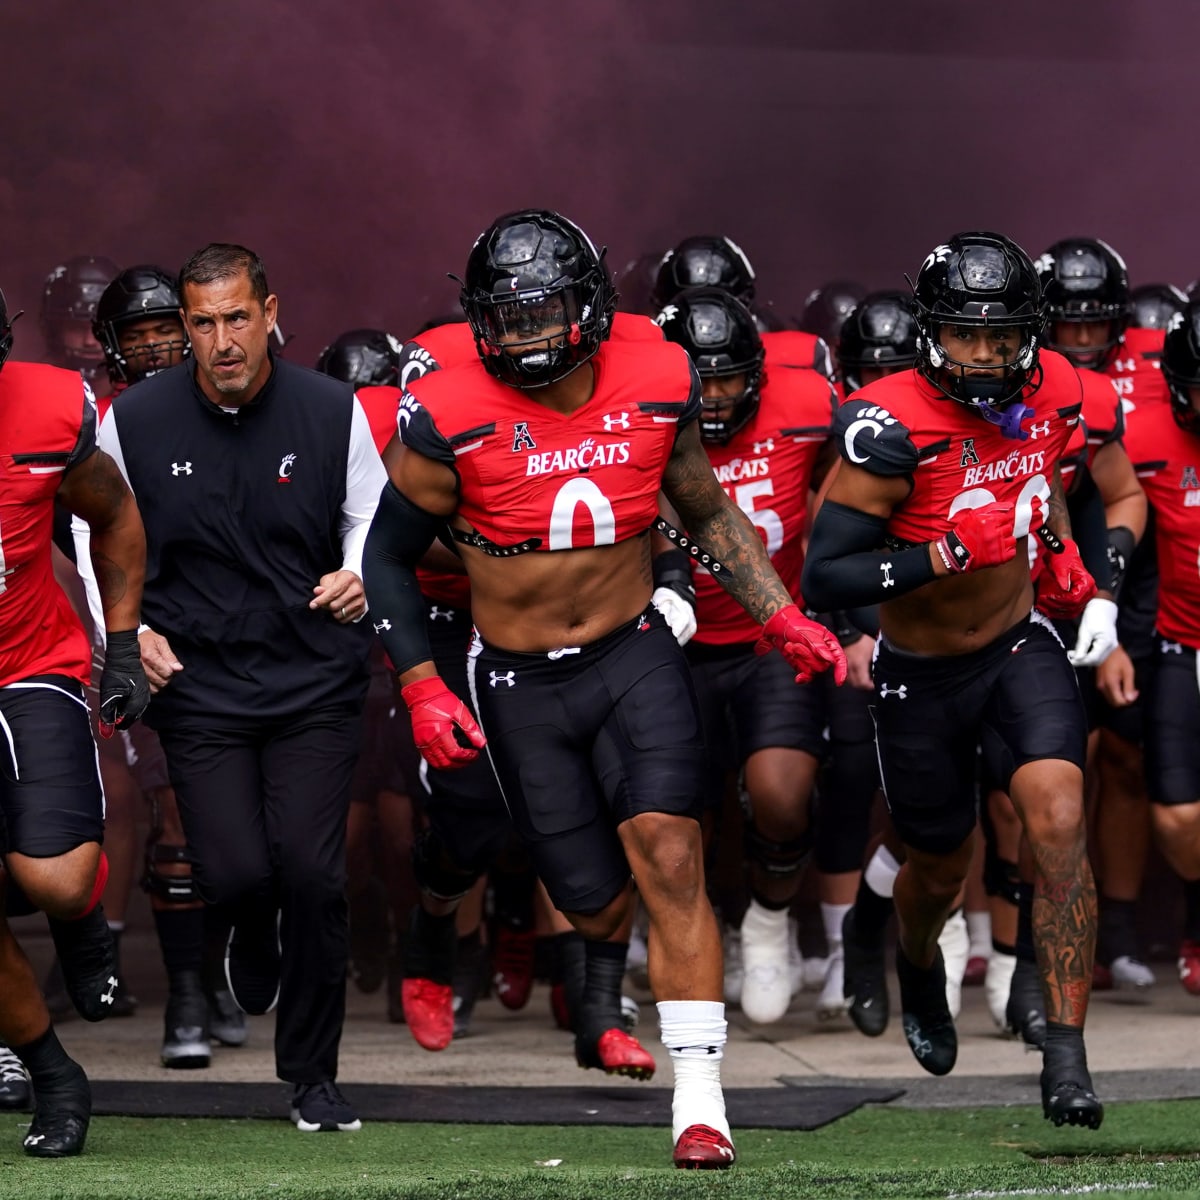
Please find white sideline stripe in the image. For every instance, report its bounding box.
[453,440,484,456]
[947,1184,1153,1198]
[28,465,66,475]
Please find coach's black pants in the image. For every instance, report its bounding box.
[158,706,362,1084]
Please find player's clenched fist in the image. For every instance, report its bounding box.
[401,676,487,769]
[755,605,848,686]
[935,501,1016,573]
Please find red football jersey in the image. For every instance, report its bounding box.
[1107,326,1170,420]
[694,368,836,644]
[1119,397,1200,648]
[0,363,96,687]
[762,329,834,379]
[835,351,1083,547]
[400,340,700,554]
[1078,369,1123,471]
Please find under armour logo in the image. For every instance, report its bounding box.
[429,607,454,622]
[1027,420,1051,439]
[24,1134,45,1146]
[171,462,192,476]
[716,1144,735,1161]
[101,975,118,1005]
[278,452,297,480]
[753,438,774,454]
[879,683,907,699]
[880,561,895,588]
[374,619,392,633]
[1163,640,1183,654]
[489,671,516,687]
[903,1016,933,1059]
[603,412,630,432]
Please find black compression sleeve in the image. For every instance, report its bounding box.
[652,547,696,607]
[801,500,936,611]
[1106,525,1135,599]
[1064,467,1110,592]
[362,482,444,676]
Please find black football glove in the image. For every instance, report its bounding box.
[98,629,151,736]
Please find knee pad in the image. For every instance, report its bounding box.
[743,820,812,880]
[412,827,479,904]
[142,839,199,905]
[984,853,1023,907]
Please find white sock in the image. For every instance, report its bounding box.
[864,846,901,899]
[740,897,788,939]
[821,902,851,953]
[966,910,991,959]
[658,999,731,1143]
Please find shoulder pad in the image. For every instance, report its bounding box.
[397,340,443,389]
[680,357,702,429]
[396,389,456,468]
[833,399,918,476]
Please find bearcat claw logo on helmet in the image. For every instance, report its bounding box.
[459,209,616,389]
[911,231,1046,436]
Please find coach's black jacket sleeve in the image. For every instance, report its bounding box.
[362,482,444,676]
[802,500,936,611]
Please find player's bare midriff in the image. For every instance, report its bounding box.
[456,526,655,653]
[879,541,1035,657]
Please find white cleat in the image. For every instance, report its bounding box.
[985,950,1018,1031]
[739,901,792,1024]
[938,909,970,1020]
[816,948,849,1020]
[1110,955,1156,991]
[788,916,805,997]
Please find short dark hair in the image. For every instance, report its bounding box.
[178,243,269,308]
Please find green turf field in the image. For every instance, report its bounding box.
[4,1100,1200,1200]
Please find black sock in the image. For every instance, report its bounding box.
[991,938,1017,957]
[404,907,457,983]
[748,889,791,912]
[1098,896,1138,964]
[153,907,205,977]
[552,932,586,1030]
[576,940,627,1042]
[852,875,894,943]
[1042,1021,1089,1076]
[491,867,536,931]
[1184,880,1200,941]
[12,1026,86,1098]
[1015,881,1036,963]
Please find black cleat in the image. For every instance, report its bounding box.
[47,906,119,1022]
[897,945,957,1076]
[842,908,889,1037]
[0,1044,31,1111]
[1041,1024,1103,1129]
[22,1061,91,1158]
[161,972,212,1069]
[1006,957,1047,1049]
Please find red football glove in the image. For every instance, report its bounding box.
[935,502,1017,574]
[755,605,848,686]
[1036,538,1097,620]
[401,676,487,769]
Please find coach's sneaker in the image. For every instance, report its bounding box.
[739,900,792,1024]
[985,949,1017,1029]
[673,1124,736,1169]
[1110,955,1155,991]
[1005,957,1047,1049]
[225,911,281,1016]
[491,920,536,1011]
[22,1058,91,1158]
[1178,938,1200,995]
[576,1028,656,1080]
[938,909,970,1019]
[816,949,848,1020]
[722,926,743,1007]
[207,987,248,1047]
[161,972,211,1069]
[47,906,119,1022]
[290,1080,362,1132]
[897,945,957,1076]
[1041,1025,1103,1130]
[0,1044,31,1111]
[842,908,889,1037]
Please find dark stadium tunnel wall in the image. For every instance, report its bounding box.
[3,1,1193,365]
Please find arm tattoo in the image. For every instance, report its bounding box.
[662,425,791,624]
[1046,468,1072,540]
[1029,827,1097,1026]
[91,552,128,615]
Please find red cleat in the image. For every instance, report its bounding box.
[576,1028,656,1080]
[491,925,536,1011]
[673,1124,736,1169]
[401,978,454,1051]
[1178,939,1200,996]
[1092,962,1113,991]
[963,955,988,987]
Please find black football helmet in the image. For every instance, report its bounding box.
[1130,282,1188,331]
[316,328,403,387]
[460,209,616,388]
[799,280,867,348]
[656,287,765,445]
[1161,303,1200,435]
[912,232,1045,435]
[93,266,190,385]
[837,290,918,393]
[651,236,757,312]
[40,255,119,372]
[0,288,14,372]
[1034,238,1131,368]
